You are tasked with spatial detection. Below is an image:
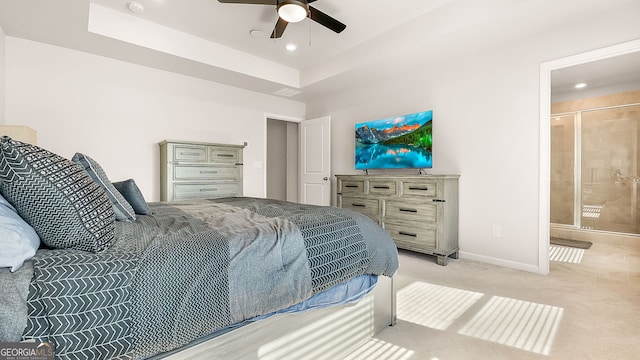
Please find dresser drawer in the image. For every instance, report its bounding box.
[173,182,240,200]
[340,196,379,219]
[369,180,396,196]
[401,180,437,197]
[210,148,240,164]
[384,222,437,249]
[174,166,238,180]
[385,200,437,222]
[173,145,207,162]
[340,180,365,194]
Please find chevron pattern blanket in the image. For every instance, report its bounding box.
[20,198,398,360]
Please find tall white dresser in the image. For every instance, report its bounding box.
[336,174,459,265]
[159,140,244,202]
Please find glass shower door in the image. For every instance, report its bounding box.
[550,114,576,226]
[581,105,640,235]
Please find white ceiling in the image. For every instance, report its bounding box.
[89,0,454,70]
[551,51,640,100]
[0,0,639,102]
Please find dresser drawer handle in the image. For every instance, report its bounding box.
[200,171,219,174]
[373,185,390,189]
[399,208,418,213]
[399,231,418,237]
[216,154,234,158]
[200,189,218,192]
[345,185,359,188]
[408,186,429,191]
[351,203,366,207]
[180,152,201,156]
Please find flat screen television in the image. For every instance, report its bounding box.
[355,110,433,170]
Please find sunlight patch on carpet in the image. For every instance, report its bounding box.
[550,245,584,264]
[343,339,415,360]
[458,296,563,355]
[258,296,372,360]
[397,282,483,330]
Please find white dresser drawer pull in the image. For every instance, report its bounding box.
[345,185,359,188]
[408,186,429,191]
[200,188,218,192]
[200,171,219,174]
[351,203,367,207]
[216,154,234,158]
[180,152,201,156]
[399,208,418,213]
[373,185,390,189]
[399,231,418,237]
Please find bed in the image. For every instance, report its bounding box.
[0,136,399,360]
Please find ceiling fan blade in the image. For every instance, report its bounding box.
[217,0,276,4]
[308,6,346,34]
[270,17,289,38]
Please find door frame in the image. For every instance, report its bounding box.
[538,38,640,275]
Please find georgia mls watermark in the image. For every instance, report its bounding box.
[0,342,54,360]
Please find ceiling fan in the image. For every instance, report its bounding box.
[218,0,346,39]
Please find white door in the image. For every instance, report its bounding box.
[300,116,331,205]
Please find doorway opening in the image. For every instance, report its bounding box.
[267,118,299,202]
[539,39,640,275]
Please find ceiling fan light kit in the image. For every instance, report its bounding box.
[218,0,346,39]
[277,1,308,23]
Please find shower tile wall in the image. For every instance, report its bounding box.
[582,107,638,233]
[552,90,640,113]
[550,115,574,225]
[552,90,640,236]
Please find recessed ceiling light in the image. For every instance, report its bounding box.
[127,1,144,14]
[285,43,298,52]
[574,83,587,89]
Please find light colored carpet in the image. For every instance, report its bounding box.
[346,241,640,360]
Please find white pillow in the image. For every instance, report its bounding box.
[0,193,40,272]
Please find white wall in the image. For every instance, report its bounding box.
[307,3,640,272]
[4,37,305,201]
[0,25,5,125]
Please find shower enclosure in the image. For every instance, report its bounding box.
[550,103,640,236]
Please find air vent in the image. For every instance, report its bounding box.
[273,88,301,97]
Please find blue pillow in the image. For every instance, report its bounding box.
[112,179,152,215]
[0,193,40,272]
[72,153,136,222]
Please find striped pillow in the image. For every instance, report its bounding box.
[72,153,136,222]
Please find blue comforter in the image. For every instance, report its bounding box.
[20,198,398,359]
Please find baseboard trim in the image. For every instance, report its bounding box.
[458,251,540,274]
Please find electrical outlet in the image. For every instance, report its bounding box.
[491,225,502,237]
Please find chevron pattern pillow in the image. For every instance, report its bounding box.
[72,153,136,222]
[0,136,115,252]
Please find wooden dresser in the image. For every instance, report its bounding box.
[336,174,459,265]
[160,140,244,202]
